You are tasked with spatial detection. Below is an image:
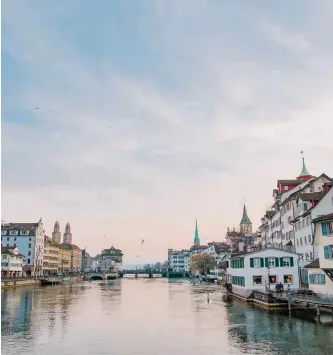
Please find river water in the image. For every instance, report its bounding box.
[1,279,333,355]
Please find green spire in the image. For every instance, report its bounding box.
[240,204,252,225]
[194,220,200,245]
[299,151,310,177]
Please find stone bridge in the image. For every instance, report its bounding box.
[83,272,119,281]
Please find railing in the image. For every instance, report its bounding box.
[271,290,333,306]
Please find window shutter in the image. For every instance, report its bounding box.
[322,223,328,236]
[290,257,294,267]
[275,258,279,267]
[280,257,284,267]
[320,274,326,284]
[265,258,269,267]
[324,246,330,259]
[250,258,254,268]
[260,258,264,267]
[309,274,313,284]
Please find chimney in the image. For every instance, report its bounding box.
[238,242,244,252]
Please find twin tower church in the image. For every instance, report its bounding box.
[192,204,253,246]
[51,221,73,245]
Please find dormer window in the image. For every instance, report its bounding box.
[9,230,18,236]
[1,230,7,236]
[20,230,29,235]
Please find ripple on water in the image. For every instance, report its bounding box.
[1,280,333,355]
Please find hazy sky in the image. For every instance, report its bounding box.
[2,0,333,264]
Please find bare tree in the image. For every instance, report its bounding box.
[191,254,216,275]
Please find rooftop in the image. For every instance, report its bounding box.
[304,259,320,269]
[312,213,333,223]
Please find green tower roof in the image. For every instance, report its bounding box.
[194,220,200,245]
[240,204,252,225]
[299,157,310,177]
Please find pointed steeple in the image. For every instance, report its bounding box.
[193,219,200,245]
[240,204,251,225]
[297,151,311,180]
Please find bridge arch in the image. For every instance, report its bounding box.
[90,275,103,281]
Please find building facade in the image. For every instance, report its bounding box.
[82,249,93,272]
[168,250,190,272]
[59,245,71,274]
[43,236,60,275]
[1,219,45,276]
[226,248,300,298]
[306,213,333,295]
[98,246,123,272]
[1,247,25,277]
[62,244,82,272]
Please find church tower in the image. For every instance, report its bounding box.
[52,220,61,244]
[193,220,200,246]
[63,222,72,244]
[297,151,312,181]
[240,204,252,234]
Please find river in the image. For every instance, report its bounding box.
[1,279,333,355]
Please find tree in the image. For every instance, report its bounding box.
[190,254,216,275]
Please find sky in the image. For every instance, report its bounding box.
[2,0,333,264]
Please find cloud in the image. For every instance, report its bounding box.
[2,0,333,261]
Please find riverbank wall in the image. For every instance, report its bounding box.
[1,276,83,289]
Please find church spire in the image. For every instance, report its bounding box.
[193,219,200,246]
[297,151,311,180]
[240,204,251,225]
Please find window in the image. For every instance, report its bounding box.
[1,230,7,236]
[253,276,262,285]
[28,244,31,248]
[304,236,307,245]
[27,259,31,264]
[7,243,9,247]
[324,245,333,259]
[282,257,292,267]
[309,274,325,284]
[269,275,277,284]
[250,257,262,268]
[232,276,245,287]
[20,230,29,235]
[267,257,275,267]
[308,235,311,243]
[29,237,32,241]
[284,275,293,284]
[310,252,313,260]
[28,251,31,256]
[322,222,333,236]
[296,239,299,247]
[300,238,303,246]
[9,230,18,235]
[306,216,311,226]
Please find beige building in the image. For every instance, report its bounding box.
[43,236,60,275]
[59,245,71,274]
[62,244,82,273]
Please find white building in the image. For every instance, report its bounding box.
[168,250,190,272]
[98,246,123,272]
[306,212,333,295]
[226,248,301,299]
[199,242,229,277]
[1,219,45,276]
[1,247,25,277]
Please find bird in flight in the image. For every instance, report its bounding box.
[34,107,40,110]
[141,239,145,244]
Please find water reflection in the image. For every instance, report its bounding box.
[1,280,333,355]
